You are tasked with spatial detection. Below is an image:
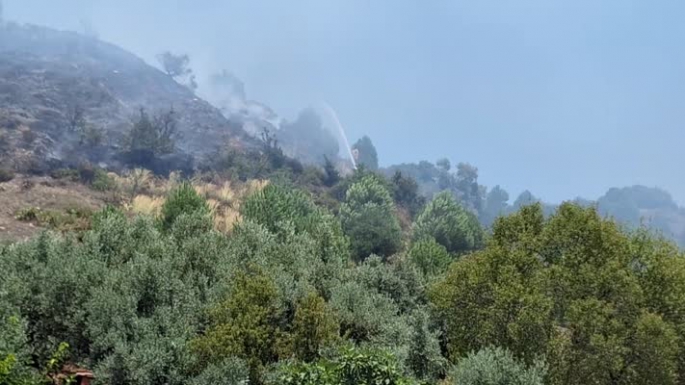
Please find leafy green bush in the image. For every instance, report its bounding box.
[0,311,36,385]
[277,347,414,385]
[91,168,116,191]
[449,347,546,385]
[414,191,483,254]
[240,183,349,268]
[160,182,210,230]
[407,238,451,278]
[289,292,339,362]
[190,358,250,385]
[191,267,282,384]
[340,175,402,261]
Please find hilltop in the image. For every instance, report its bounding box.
[0,22,256,173]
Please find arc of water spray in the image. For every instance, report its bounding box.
[320,102,356,169]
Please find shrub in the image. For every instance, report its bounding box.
[160,182,210,230]
[413,191,483,254]
[50,168,81,182]
[289,292,339,362]
[407,238,451,278]
[448,347,546,385]
[191,267,282,384]
[277,347,413,385]
[340,175,402,261]
[15,206,93,232]
[190,358,250,385]
[91,169,116,191]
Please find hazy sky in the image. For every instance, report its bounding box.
[5,0,685,203]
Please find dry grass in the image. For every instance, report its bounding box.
[119,176,268,234]
[213,206,242,233]
[127,195,165,217]
[0,175,109,241]
[0,172,269,241]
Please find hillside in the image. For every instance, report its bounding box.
[0,22,255,173]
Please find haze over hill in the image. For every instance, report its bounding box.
[3,6,685,246]
[4,3,685,385]
[5,0,685,203]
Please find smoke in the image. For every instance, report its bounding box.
[319,102,356,169]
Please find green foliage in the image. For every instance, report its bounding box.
[289,292,340,362]
[449,346,546,385]
[160,182,210,230]
[0,310,37,385]
[191,267,283,384]
[277,347,414,385]
[430,242,553,362]
[406,309,446,381]
[628,312,679,385]
[329,280,401,344]
[352,136,379,170]
[190,358,250,385]
[44,342,70,378]
[5,153,685,385]
[336,347,412,385]
[15,207,93,232]
[432,202,685,385]
[340,175,402,260]
[351,256,425,313]
[0,167,14,182]
[277,361,338,385]
[414,191,483,254]
[240,183,349,267]
[91,168,115,191]
[407,238,451,278]
[242,184,319,236]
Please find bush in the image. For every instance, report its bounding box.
[191,267,282,384]
[160,182,210,230]
[15,206,93,232]
[277,347,413,385]
[289,292,339,362]
[0,168,14,183]
[190,358,250,385]
[340,175,402,261]
[50,168,81,182]
[449,347,546,385]
[91,169,116,191]
[407,237,451,278]
[413,191,483,254]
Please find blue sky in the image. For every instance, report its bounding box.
[6,0,685,203]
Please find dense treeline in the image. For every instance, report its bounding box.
[2,167,685,385]
[386,157,685,247]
